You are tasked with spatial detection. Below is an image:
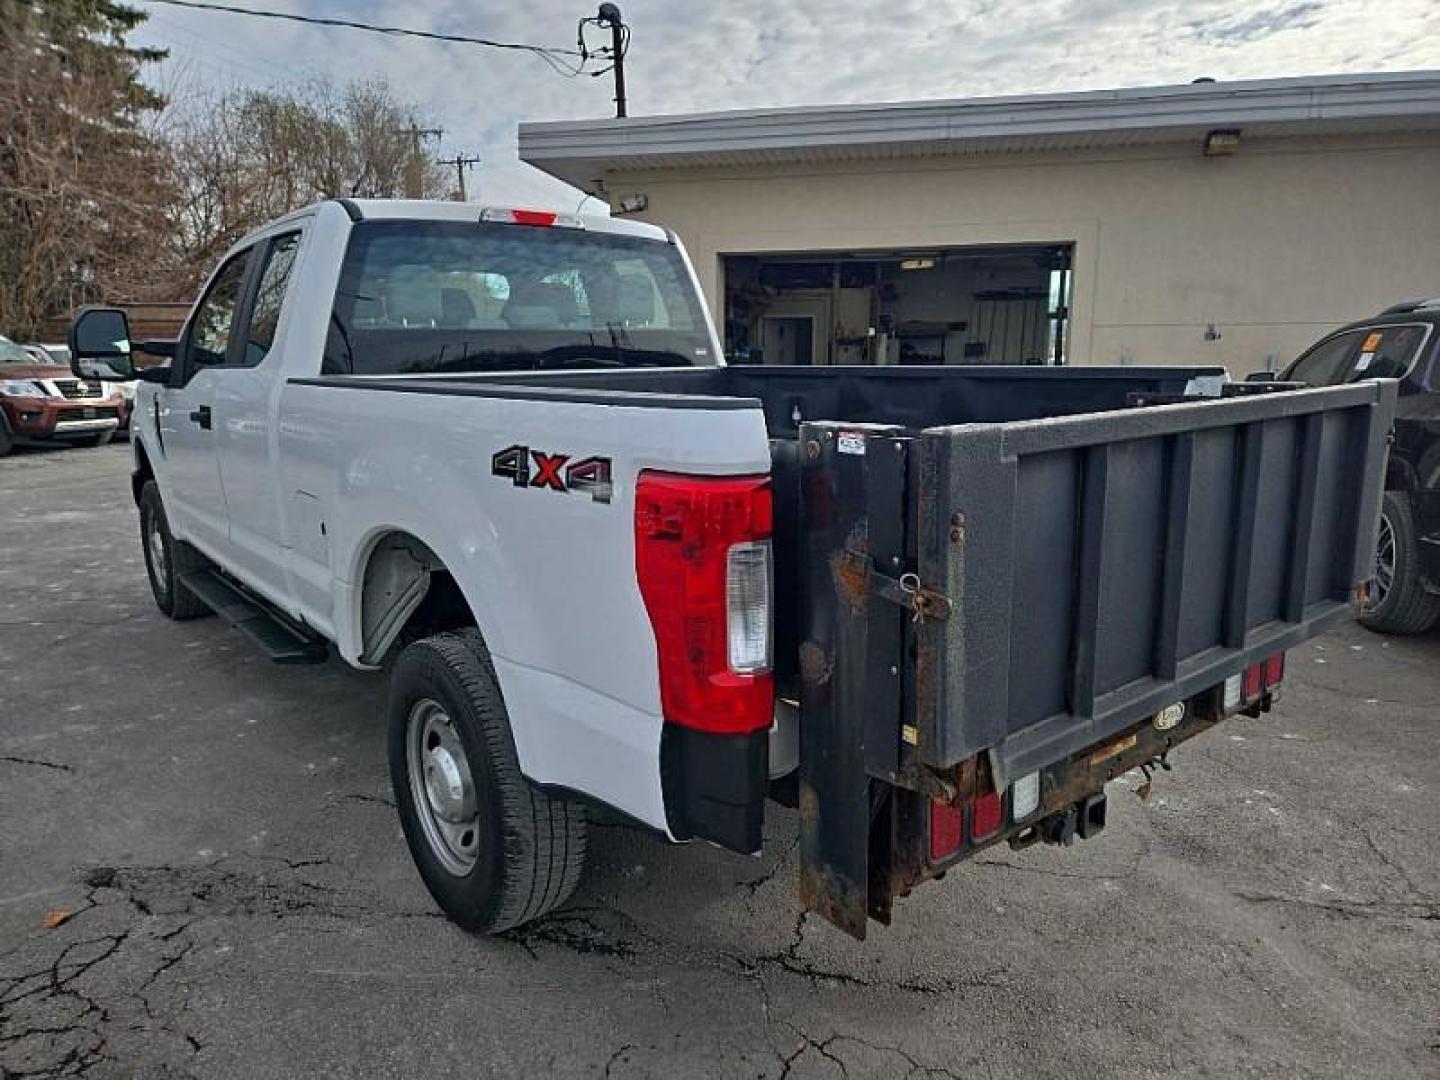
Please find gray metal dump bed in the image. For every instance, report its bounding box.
[916,381,1394,777]
[795,378,1397,937]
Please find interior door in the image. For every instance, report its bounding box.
[761,315,817,366]
[159,248,253,559]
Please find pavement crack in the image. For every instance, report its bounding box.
[1235,890,1438,921]
[742,836,799,899]
[137,940,194,997]
[776,1025,847,1079]
[0,757,73,774]
[602,1042,635,1078]
[1358,827,1428,901]
[974,855,1131,883]
[340,793,396,810]
[501,906,644,961]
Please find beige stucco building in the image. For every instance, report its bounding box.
[520,72,1440,374]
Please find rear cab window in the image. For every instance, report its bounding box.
[1284,323,1431,385]
[323,220,714,376]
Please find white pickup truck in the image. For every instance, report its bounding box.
[70,199,1396,939]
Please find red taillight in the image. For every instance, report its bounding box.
[929,799,963,862]
[971,790,1003,841]
[480,207,584,228]
[635,472,773,735]
[511,209,557,227]
[1242,663,1263,702]
[1240,650,1285,707]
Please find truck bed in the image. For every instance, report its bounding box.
[294,363,1397,937]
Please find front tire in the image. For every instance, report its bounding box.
[1359,491,1440,635]
[138,481,211,620]
[87,430,115,448]
[388,628,587,933]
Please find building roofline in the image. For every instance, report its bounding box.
[518,70,1440,186]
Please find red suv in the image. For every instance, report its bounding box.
[0,335,126,455]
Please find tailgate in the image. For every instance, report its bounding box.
[913,380,1396,779]
[794,379,1397,937]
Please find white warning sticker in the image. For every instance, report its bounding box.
[837,431,867,455]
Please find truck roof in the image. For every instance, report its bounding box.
[224,198,675,270]
[335,198,670,242]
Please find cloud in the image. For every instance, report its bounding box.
[1188,2,1324,44]
[132,0,1440,204]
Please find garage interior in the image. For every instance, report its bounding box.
[722,243,1073,366]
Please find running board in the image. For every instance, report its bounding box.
[179,569,329,665]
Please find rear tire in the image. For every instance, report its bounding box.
[0,423,12,457]
[388,628,587,933]
[1359,491,1440,635]
[138,481,211,620]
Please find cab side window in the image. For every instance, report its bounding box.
[243,233,302,367]
[185,251,251,371]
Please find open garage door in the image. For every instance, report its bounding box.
[723,243,1072,366]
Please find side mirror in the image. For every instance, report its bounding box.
[68,307,135,380]
[1245,371,1276,383]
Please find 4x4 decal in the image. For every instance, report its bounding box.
[491,445,613,503]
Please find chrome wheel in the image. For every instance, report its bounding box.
[147,510,168,583]
[1371,512,1395,608]
[405,699,480,875]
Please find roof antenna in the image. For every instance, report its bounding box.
[573,179,609,215]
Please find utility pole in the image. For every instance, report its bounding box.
[596,3,627,118]
[437,152,481,202]
[398,118,443,198]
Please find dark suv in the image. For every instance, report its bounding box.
[1272,300,1440,634]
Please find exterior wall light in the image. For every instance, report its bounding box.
[1203,129,1241,156]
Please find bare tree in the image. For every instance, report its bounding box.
[162,78,448,291]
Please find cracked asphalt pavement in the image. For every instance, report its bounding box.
[3,443,1438,1079]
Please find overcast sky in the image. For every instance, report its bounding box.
[132,0,1440,207]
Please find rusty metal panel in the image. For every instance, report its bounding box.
[796,422,905,939]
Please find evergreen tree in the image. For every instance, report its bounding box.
[0,0,175,338]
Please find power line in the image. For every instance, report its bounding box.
[140,0,586,69]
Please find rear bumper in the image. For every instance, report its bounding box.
[660,725,768,854]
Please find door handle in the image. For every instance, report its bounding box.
[189,405,212,430]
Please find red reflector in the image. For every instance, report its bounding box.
[511,209,557,227]
[1242,662,1264,702]
[971,790,1003,841]
[635,472,773,735]
[1264,651,1285,689]
[929,799,963,862]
